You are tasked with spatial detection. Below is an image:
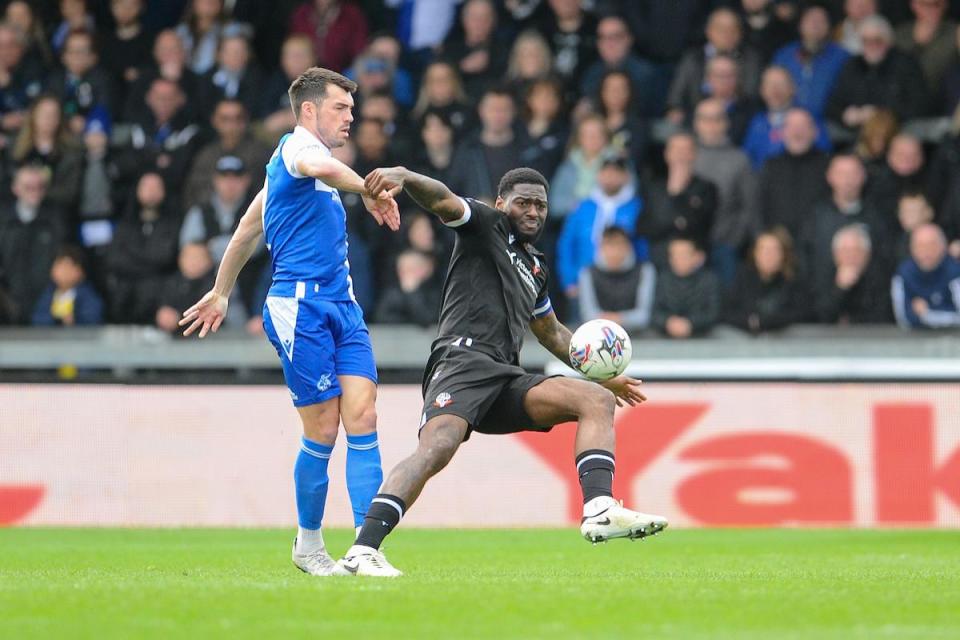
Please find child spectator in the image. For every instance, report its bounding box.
[578,227,656,333]
[31,246,103,326]
[652,236,721,339]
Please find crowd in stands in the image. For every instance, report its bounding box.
[2,0,960,338]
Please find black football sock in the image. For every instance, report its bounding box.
[576,449,615,504]
[355,493,406,550]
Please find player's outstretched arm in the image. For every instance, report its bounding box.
[530,311,646,407]
[365,167,465,224]
[179,188,265,338]
[295,150,400,230]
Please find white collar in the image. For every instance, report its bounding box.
[293,125,331,154]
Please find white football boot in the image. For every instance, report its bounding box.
[292,539,349,576]
[580,496,668,543]
[337,544,403,577]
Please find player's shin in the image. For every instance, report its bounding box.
[354,493,406,550]
[294,437,333,554]
[345,432,384,529]
[576,449,615,516]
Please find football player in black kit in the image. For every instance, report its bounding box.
[338,166,667,577]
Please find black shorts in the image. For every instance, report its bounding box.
[420,345,557,439]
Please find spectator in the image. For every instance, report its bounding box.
[155,242,216,333]
[867,133,927,220]
[578,226,656,333]
[289,0,368,73]
[51,0,95,56]
[800,154,890,286]
[520,78,569,180]
[622,0,711,65]
[580,15,659,118]
[46,30,113,135]
[637,132,718,271]
[692,97,757,285]
[381,0,460,57]
[537,0,596,89]
[836,0,878,54]
[674,54,757,144]
[99,0,154,109]
[892,223,960,328]
[353,118,396,177]
[180,155,254,261]
[742,65,831,169]
[183,99,268,209]
[374,249,440,326]
[549,114,611,220]
[9,95,83,213]
[557,152,644,301]
[853,108,899,171]
[4,1,53,69]
[0,165,64,324]
[594,70,648,171]
[123,29,203,123]
[0,22,44,143]
[105,172,181,323]
[31,245,104,326]
[894,0,957,96]
[346,34,414,108]
[816,223,893,324]
[259,34,315,137]
[757,108,830,241]
[651,236,722,339]
[827,16,929,131]
[411,109,455,184]
[410,60,473,139]
[724,227,803,333]
[667,7,763,123]
[358,90,414,162]
[505,29,553,103]
[176,0,251,75]
[448,87,524,203]
[894,191,937,264]
[77,116,119,288]
[197,33,263,120]
[772,4,850,118]
[441,0,507,101]
[737,0,797,62]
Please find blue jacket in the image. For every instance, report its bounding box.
[557,186,646,291]
[772,42,849,117]
[742,109,832,169]
[892,255,960,329]
[31,282,104,326]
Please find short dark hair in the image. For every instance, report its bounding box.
[601,226,631,243]
[498,167,549,197]
[288,67,358,119]
[55,245,87,269]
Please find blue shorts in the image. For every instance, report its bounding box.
[262,283,377,407]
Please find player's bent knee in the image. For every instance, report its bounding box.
[578,383,616,418]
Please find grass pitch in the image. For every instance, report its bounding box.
[0,528,958,639]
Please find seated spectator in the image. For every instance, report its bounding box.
[374,250,440,327]
[410,109,455,184]
[836,0,878,54]
[557,152,644,303]
[105,172,181,323]
[99,0,154,110]
[550,114,611,220]
[0,165,64,324]
[504,29,554,104]
[9,95,83,213]
[180,155,255,264]
[853,108,899,172]
[259,34,316,138]
[742,66,831,169]
[724,227,803,333]
[155,242,216,333]
[448,87,525,203]
[46,30,113,135]
[288,0,368,73]
[667,7,763,124]
[757,108,830,241]
[345,33,414,108]
[51,0,95,56]
[638,132,718,270]
[357,91,414,161]
[892,223,960,329]
[441,0,507,101]
[816,224,893,324]
[4,1,53,69]
[867,133,927,221]
[737,0,797,62]
[580,15,659,117]
[578,226,656,333]
[535,0,597,90]
[800,154,891,286]
[197,33,263,120]
[594,70,648,172]
[353,118,396,177]
[692,97,757,284]
[651,236,721,339]
[894,0,956,97]
[31,245,103,326]
[674,55,758,144]
[411,60,473,139]
[827,16,929,132]
[772,4,850,118]
[177,0,252,75]
[894,191,937,264]
[0,22,45,144]
[77,116,120,289]
[123,29,203,123]
[519,78,568,180]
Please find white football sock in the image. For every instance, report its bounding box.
[296,527,325,554]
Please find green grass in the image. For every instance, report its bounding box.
[0,529,958,639]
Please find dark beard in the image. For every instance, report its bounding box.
[509,217,543,245]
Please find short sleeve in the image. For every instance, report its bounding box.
[281,128,331,179]
[444,197,502,233]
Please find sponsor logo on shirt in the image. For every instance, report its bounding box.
[505,249,539,294]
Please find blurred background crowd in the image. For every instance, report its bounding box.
[2,0,960,338]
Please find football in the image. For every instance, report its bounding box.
[568,319,632,381]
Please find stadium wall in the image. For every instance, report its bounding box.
[2,383,959,528]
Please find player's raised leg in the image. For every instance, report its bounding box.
[340,415,469,576]
[523,377,668,543]
[339,375,383,535]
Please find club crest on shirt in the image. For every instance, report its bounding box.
[433,392,453,408]
[316,374,333,393]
